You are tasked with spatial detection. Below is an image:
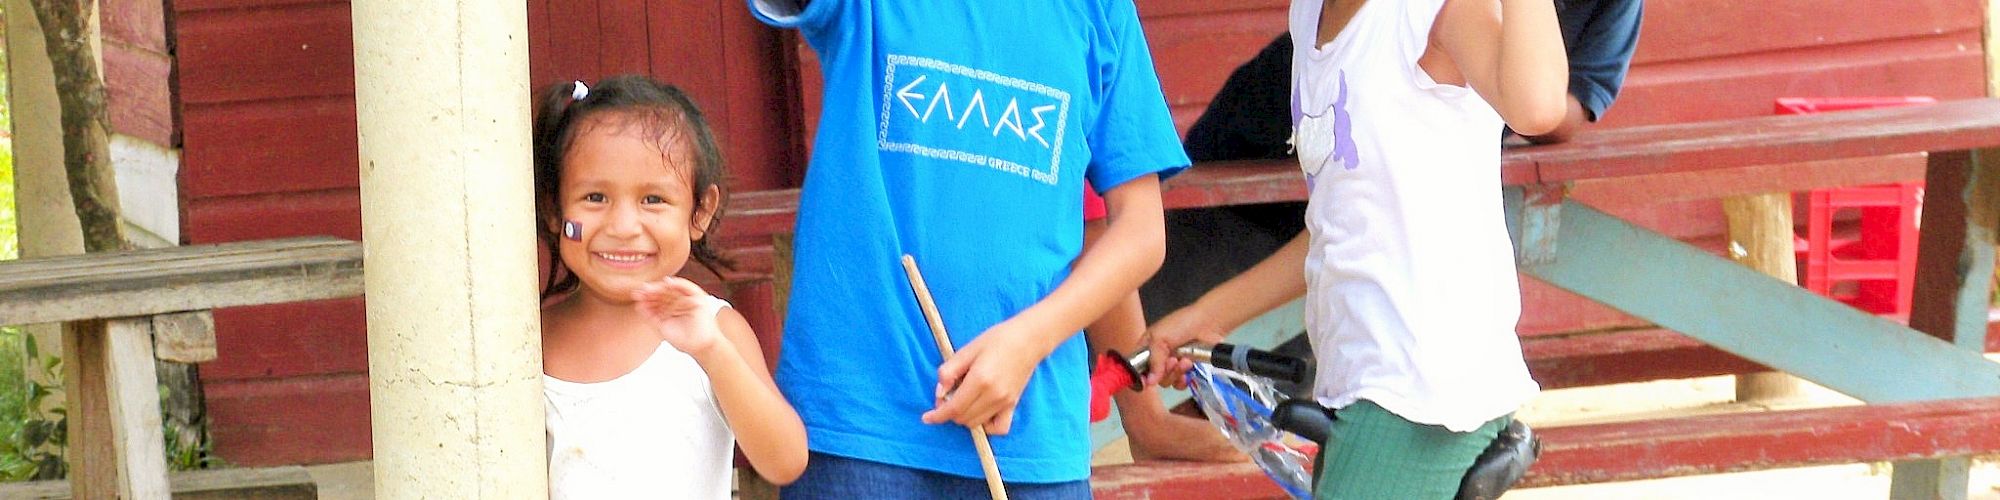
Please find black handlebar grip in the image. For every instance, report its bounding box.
[1208,343,1311,385]
[1271,399,1333,445]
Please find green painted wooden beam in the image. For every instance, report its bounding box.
[1504,188,2000,404]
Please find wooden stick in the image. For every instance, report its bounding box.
[901,255,1009,500]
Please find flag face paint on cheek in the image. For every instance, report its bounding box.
[562,220,583,241]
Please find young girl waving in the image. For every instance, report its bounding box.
[1147,0,1566,497]
[533,75,808,499]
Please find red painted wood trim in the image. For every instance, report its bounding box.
[1523,396,2000,487]
[1092,460,1289,500]
[1524,98,2000,183]
[716,93,1999,242]
[1523,329,1769,390]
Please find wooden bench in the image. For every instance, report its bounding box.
[717,102,2000,392]
[715,98,2000,495]
[0,237,360,499]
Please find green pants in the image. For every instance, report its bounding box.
[1312,400,1510,500]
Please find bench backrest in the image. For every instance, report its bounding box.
[0,237,362,325]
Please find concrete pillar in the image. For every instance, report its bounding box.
[6,0,88,469]
[350,1,544,497]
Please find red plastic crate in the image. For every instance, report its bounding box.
[1776,97,1934,319]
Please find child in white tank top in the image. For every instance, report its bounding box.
[1146,0,1567,497]
[533,76,808,498]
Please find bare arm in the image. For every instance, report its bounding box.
[1520,94,1590,144]
[1145,231,1309,386]
[923,174,1166,434]
[692,309,809,485]
[1430,0,1568,135]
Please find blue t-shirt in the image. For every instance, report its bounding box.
[1557,0,1644,121]
[750,0,1188,483]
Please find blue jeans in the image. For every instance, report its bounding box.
[780,452,1090,500]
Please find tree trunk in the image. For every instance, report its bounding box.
[28,0,209,477]
[28,0,124,253]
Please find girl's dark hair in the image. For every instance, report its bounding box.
[532,75,730,299]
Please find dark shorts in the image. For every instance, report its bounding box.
[780,452,1090,500]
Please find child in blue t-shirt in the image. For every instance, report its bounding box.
[748,0,1188,497]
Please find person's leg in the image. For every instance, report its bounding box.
[1083,219,1244,463]
[781,452,933,500]
[781,452,1091,500]
[1002,478,1093,500]
[1312,400,1508,500]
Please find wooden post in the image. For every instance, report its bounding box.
[63,318,170,498]
[1722,193,1817,402]
[1889,149,1998,500]
[6,0,86,482]
[352,1,544,497]
[1987,0,1999,98]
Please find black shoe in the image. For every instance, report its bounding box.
[1456,420,1541,500]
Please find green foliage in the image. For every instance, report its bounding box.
[0,332,68,481]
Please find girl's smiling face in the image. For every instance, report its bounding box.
[555,113,717,304]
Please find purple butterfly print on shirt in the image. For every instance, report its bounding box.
[1293,70,1361,190]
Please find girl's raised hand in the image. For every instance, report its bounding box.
[632,277,728,356]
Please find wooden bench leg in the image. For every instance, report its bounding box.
[1891,149,1999,500]
[65,317,171,499]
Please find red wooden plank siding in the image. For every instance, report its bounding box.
[175,3,354,105]
[104,0,170,52]
[103,0,174,145]
[528,0,552,86]
[204,373,373,466]
[174,0,809,465]
[179,97,358,198]
[169,0,1991,466]
[600,0,653,75]
[1129,0,1989,131]
[201,298,370,381]
[546,0,604,84]
[1626,0,1982,66]
[173,0,368,465]
[715,5,802,192]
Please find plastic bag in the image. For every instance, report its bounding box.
[1184,363,1316,499]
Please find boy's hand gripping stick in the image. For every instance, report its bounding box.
[901,256,1008,500]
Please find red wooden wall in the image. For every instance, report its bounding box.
[170,0,801,465]
[169,0,1988,465]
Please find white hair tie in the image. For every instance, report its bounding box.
[571,81,590,101]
